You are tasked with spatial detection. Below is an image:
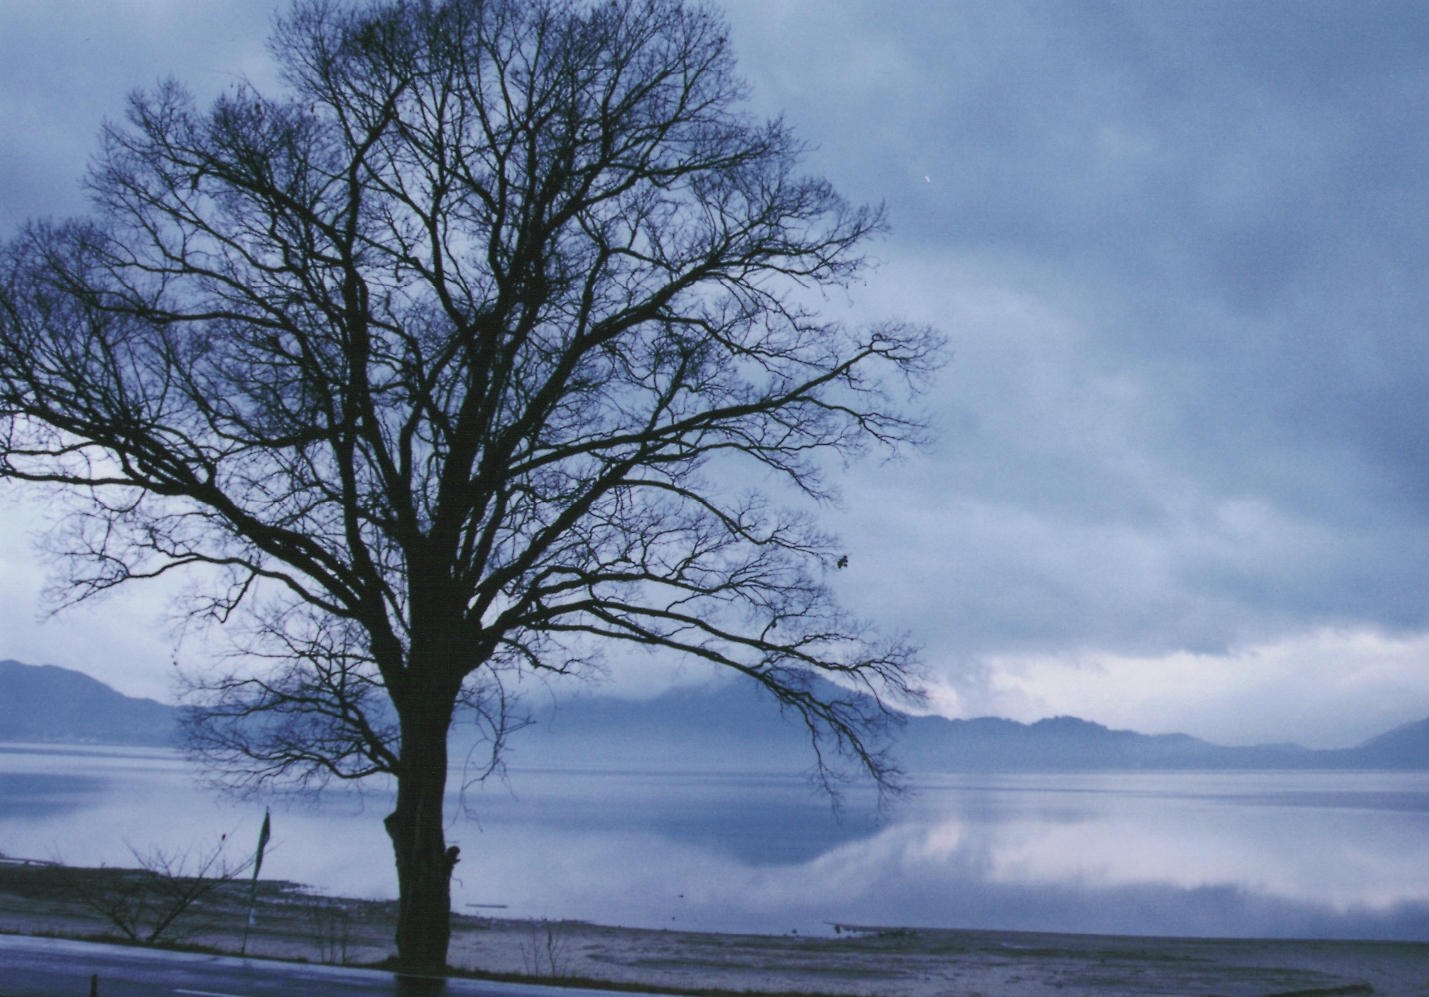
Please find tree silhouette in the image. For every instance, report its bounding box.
[0,0,937,969]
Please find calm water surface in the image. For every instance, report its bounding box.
[4,743,1429,939]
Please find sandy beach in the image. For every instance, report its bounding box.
[1,861,1426,996]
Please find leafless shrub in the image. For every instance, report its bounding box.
[56,837,251,945]
[308,895,353,965]
[519,918,575,977]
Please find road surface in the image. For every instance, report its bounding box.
[0,935,635,997]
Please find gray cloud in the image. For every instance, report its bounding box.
[3,2,1429,741]
[718,4,1429,652]
[0,2,278,235]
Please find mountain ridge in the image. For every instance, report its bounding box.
[511,678,1429,772]
[5,660,1429,770]
[0,659,176,746]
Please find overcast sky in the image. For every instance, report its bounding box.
[2,1,1428,748]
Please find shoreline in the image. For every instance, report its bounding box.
[2,864,1428,996]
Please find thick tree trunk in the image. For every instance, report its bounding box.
[385,696,459,970]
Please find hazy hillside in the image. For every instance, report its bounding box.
[0,660,177,746]
[895,713,1429,771]
[1348,716,1429,768]
[503,679,814,772]
[895,713,1326,771]
[6,659,1429,770]
[509,680,1429,772]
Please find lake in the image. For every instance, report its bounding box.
[4,743,1429,940]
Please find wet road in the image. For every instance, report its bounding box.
[0,936,629,997]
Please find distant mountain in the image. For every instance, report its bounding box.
[502,679,815,772]
[1346,716,1429,768]
[507,680,1429,772]
[8,658,1429,771]
[894,713,1329,772]
[0,660,177,746]
[887,711,1429,772]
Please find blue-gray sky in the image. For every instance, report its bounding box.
[2,1,1429,748]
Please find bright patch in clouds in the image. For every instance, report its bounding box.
[930,629,1429,749]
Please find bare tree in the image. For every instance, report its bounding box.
[0,0,938,970]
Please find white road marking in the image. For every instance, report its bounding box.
[175,989,254,997]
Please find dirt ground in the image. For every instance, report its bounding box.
[2,860,1427,996]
